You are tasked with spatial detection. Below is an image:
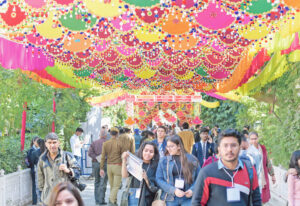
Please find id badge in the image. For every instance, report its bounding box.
[175,178,185,189]
[135,188,141,198]
[226,187,240,202]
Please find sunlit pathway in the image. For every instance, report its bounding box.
[79,176,124,206]
[79,177,281,206]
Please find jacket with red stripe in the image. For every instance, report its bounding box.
[191,159,262,206]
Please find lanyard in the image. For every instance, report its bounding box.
[173,156,182,179]
[222,168,238,187]
[139,163,151,188]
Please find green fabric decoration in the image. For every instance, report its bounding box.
[195,66,209,76]
[59,6,97,31]
[122,0,160,7]
[242,0,275,14]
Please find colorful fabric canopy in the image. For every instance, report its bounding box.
[0,0,300,94]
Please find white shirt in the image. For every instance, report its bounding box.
[70,134,82,157]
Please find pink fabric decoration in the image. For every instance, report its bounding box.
[208,69,230,79]
[117,45,136,56]
[0,37,54,70]
[205,92,227,100]
[111,14,135,32]
[25,0,46,9]
[281,33,300,54]
[195,2,235,30]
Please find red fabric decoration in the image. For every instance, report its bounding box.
[21,102,27,151]
[0,4,26,26]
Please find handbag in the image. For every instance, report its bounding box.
[120,176,133,206]
[64,152,86,192]
[151,160,169,206]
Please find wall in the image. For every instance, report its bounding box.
[0,167,32,206]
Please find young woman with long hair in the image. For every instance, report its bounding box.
[288,150,300,206]
[48,182,84,206]
[122,141,160,206]
[156,135,200,206]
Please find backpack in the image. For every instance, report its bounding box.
[242,159,254,206]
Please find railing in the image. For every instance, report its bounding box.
[0,166,32,206]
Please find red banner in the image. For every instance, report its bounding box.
[21,102,27,151]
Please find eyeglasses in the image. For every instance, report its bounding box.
[166,145,177,149]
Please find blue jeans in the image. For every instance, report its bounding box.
[74,155,82,174]
[166,196,191,206]
[92,162,108,204]
[128,188,139,206]
[30,168,37,204]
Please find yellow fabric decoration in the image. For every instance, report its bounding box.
[134,25,166,43]
[36,12,63,39]
[238,21,270,40]
[215,92,241,102]
[174,70,195,80]
[288,50,300,62]
[83,0,125,18]
[200,99,220,108]
[238,52,288,95]
[87,90,127,104]
[259,33,295,55]
[277,12,300,37]
[55,62,96,88]
[134,66,157,79]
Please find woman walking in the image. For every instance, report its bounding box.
[122,142,159,206]
[288,150,300,206]
[156,135,200,206]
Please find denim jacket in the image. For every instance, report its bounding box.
[155,153,200,201]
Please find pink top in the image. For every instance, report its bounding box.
[288,174,300,206]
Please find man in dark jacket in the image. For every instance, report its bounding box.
[192,128,215,167]
[37,133,80,205]
[88,132,108,205]
[192,129,261,206]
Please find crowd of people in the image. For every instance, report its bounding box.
[26,123,300,206]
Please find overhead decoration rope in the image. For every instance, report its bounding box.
[0,0,299,94]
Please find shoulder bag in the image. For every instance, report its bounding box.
[120,176,133,206]
[151,159,169,206]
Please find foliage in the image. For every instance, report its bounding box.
[236,63,300,167]
[0,134,32,173]
[102,101,127,127]
[200,94,245,130]
[0,67,95,172]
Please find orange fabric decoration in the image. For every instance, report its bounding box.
[217,49,254,93]
[161,12,192,35]
[63,33,91,52]
[284,0,300,9]
[167,35,198,51]
[22,70,69,88]
[125,117,135,125]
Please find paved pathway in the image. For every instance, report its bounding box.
[80,177,280,206]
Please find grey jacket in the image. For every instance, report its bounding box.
[37,149,80,205]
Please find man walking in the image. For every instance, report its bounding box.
[88,132,108,205]
[70,127,84,163]
[100,127,123,206]
[38,133,80,205]
[192,129,261,206]
[118,126,135,153]
[178,122,195,153]
[192,128,215,167]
